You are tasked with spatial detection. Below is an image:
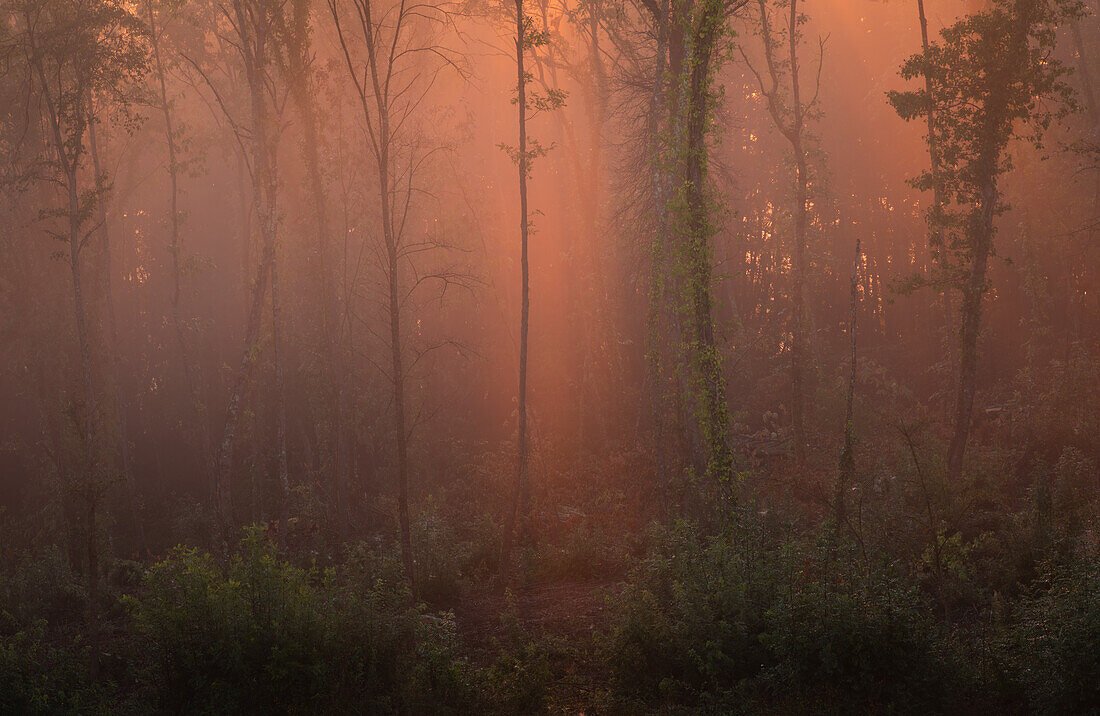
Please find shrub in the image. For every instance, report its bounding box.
[605,519,968,712]
[605,519,772,704]
[0,546,85,628]
[479,597,559,714]
[1008,558,1100,714]
[129,528,474,713]
[0,624,117,715]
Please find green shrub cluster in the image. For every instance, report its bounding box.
[1008,558,1100,714]
[604,519,1028,713]
[128,529,473,713]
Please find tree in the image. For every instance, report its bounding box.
[329,0,466,589]
[274,0,352,540]
[741,0,824,468]
[498,0,566,582]
[87,93,144,549]
[145,0,218,516]
[8,0,148,675]
[188,0,291,540]
[914,0,955,412]
[639,0,747,494]
[888,0,1080,482]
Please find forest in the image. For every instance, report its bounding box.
[0,0,1098,711]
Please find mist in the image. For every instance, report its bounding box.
[0,0,1098,711]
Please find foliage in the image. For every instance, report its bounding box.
[128,528,474,713]
[1008,557,1100,713]
[887,0,1081,289]
[479,596,558,713]
[0,546,85,628]
[0,624,116,715]
[605,518,978,712]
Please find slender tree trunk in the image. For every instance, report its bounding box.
[329,0,415,587]
[356,0,415,586]
[646,0,671,499]
[754,0,810,467]
[837,236,860,524]
[272,252,289,552]
[87,101,144,551]
[295,83,349,542]
[33,35,101,674]
[147,0,217,510]
[284,0,349,540]
[68,170,101,681]
[502,0,531,581]
[946,173,996,482]
[791,148,808,466]
[375,135,413,587]
[916,0,955,416]
[218,0,281,541]
[788,0,808,468]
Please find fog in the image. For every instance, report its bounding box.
[0,0,1098,709]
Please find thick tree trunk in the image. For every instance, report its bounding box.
[682,0,732,484]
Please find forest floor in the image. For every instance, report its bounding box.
[452,576,621,658]
[451,576,624,710]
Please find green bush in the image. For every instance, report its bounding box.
[759,538,962,710]
[1009,558,1100,714]
[605,519,968,712]
[129,528,474,713]
[605,519,772,704]
[479,598,558,714]
[0,546,85,627]
[0,624,117,715]
[413,500,474,603]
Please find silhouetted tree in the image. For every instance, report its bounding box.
[889,0,1080,481]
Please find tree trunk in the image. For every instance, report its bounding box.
[295,84,349,542]
[946,174,996,482]
[837,236,860,525]
[645,0,671,500]
[88,99,144,552]
[284,0,349,541]
[358,0,415,587]
[791,147,808,467]
[272,252,289,552]
[147,0,217,512]
[916,0,955,416]
[502,0,531,581]
[788,0,808,468]
[682,0,732,484]
[218,0,280,542]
